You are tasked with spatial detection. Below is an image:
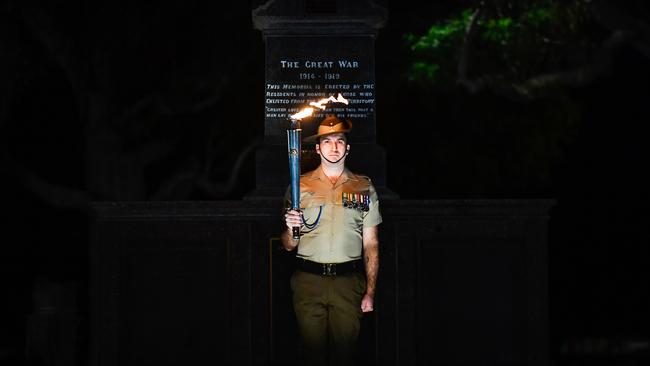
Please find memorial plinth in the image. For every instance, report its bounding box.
[89,199,553,366]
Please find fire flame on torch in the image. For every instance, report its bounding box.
[289,93,349,120]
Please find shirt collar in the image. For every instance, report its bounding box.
[310,165,358,185]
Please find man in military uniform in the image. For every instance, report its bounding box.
[282,114,381,366]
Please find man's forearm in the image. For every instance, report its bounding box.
[281,228,299,251]
[364,244,379,296]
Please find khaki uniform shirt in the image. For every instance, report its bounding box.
[285,166,382,263]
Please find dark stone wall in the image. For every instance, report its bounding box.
[90,199,552,366]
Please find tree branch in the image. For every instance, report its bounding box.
[150,137,261,200]
[15,1,88,97]
[591,0,650,58]
[512,30,632,98]
[7,156,92,211]
[457,7,483,93]
[118,76,230,125]
[458,29,633,100]
[197,137,261,198]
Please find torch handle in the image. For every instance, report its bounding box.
[287,125,302,240]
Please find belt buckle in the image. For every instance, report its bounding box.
[322,263,336,276]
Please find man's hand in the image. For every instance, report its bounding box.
[361,293,374,313]
[284,209,302,231]
[281,209,302,251]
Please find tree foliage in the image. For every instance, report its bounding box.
[386,0,650,197]
[404,0,596,94]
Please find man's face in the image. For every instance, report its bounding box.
[316,133,349,164]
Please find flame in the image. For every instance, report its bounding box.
[290,107,315,120]
[290,93,349,120]
[309,93,349,110]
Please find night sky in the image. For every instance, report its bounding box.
[2,0,649,364]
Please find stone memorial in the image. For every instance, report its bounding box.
[248,0,393,198]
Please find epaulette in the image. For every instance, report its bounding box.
[353,174,372,186]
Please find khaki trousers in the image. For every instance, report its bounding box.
[291,269,366,366]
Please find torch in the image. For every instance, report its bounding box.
[286,94,349,239]
[287,108,312,239]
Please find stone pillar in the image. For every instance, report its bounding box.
[248,0,395,199]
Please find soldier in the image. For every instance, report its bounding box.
[282,114,382,366]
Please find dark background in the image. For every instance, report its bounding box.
[1,0,649,364]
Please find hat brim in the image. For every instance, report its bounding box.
[303,128,352,143]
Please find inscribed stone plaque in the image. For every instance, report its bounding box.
[264,36,376,145]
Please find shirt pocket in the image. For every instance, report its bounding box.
[340,198,364,230]
[300,194,325,226]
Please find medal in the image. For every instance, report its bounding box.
[342,192,370,211]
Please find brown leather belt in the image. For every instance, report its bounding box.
[296,258,363,276]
